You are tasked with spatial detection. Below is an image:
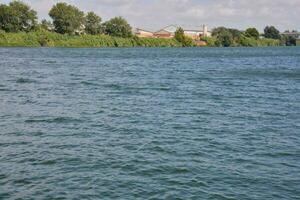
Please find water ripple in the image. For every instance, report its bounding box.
[0,47,299,200]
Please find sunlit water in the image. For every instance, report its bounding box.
[0,47,300,200]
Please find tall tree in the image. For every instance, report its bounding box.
[85,12,102,35]
[217,30,233,47]
[40,19,53,31]
[228,28,242,44]
[49,3,85,34]
[212,27,234,47]
[282,35,297,46]
[175,27,185,43]
[0,1,37,32]
[264,26,281,39]
[174,27,194,47]
[104,17,132,38]
[212,27,228,37]
[244,28,260,39]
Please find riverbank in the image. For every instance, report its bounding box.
[0,31,287,48]
[0,31,182,48]
[201,36,281,47]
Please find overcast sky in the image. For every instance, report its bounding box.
[1,0,299,32]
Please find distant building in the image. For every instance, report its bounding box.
[134,28,154,38]
[281,31,300,46]
[75,24,86,35]
[153,29,173,38]
[281,31,300,39]
[135,24,211,39]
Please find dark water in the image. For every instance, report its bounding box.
[0,47,300,200]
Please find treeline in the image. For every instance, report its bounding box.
[201,26,298,47]
[0,31,183,47]
[0,1,184,47]
[0,1,133,37]
[0,1,298,47]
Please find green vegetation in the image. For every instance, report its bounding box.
[207,26,280,47]
[0,30,182,47]
[239,36,280,47]
[85,12,103,35]
[264,26,281,39]
[200,36,217,47]
[282,35,296,46]
[49,3,85,34]
[174,27,195,47]
[297,39,300,46]
[40,19,53,31]
[0,1,37,32]
[244,28,260,40]
[0,1,296,48]
[103,17,132,38]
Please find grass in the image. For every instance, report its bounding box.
[0,30,182,47]
[0,30,284,48]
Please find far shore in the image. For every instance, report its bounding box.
[1,31,294,48]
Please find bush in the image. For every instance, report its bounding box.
[201,36,217,47]
[0,1,37,32]
[49,3,85,34]
[264,26,281,40]
[103,17,132,38]
[240,35,280,47]
[244,28,260,40]
[174,27,195,47]
[0,31,183,47]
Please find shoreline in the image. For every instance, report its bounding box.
[0,31,289,48]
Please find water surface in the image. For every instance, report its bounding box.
[0,47,300,199]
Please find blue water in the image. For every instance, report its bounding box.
[0,47,300,200]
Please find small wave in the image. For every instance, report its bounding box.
[125,86,171,91]
[0,174,8,180]
[16,78,36,84]
[236,69,300,79]
[45,60,56,64]
[13,178,32,185]
[0,88,12,91]
[39,159,57,166]
[103,84,171,92]
[25,117,82,124]
[151,87,171,91]
[81,81,99,86]
[103,83,122,90]
[94,110,105,114]
[209,193,237,200]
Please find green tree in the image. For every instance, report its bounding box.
[228,29,242,39]
[174,27,195,47]
[264,26,281,39]
[85,12,102,35]
[282,35,297,46]
[49,3,85,34]
[175,27,185,42]
[217,30,233,47]
[104,17,132,38]
[40,19,53,31]
[0,1,37,32]
[244,28,260,39]
[212,27,228,36]
[212,27,234,47]
[228,28,242,45]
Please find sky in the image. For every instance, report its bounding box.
[1,0,299,32]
